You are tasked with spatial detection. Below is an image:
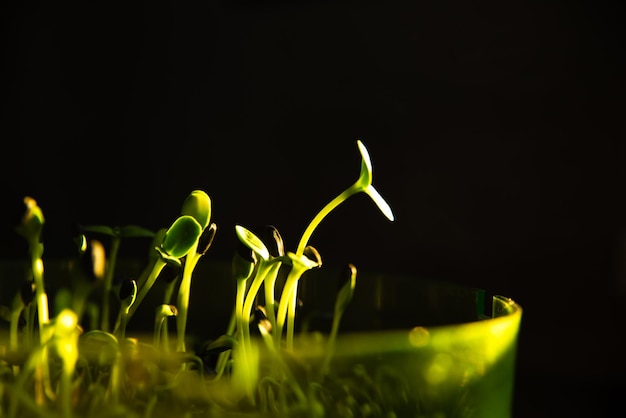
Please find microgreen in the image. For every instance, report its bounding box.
[295,139,394,256]
[15,197,50,341]
[1,140,395,418]
[115,279,137,341]
[78,224,155,332]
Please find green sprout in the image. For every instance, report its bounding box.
[213,234,258,380]
[119,190,211,349]
[154,304,178,350]
[50,309,80,418]
[115,278,137,341]
[78,224,155,332]
[319,263,357,378]
[296,139,394,256]
[277,139,393,349]
[275,247,322,350]
[1,139,400,418]
[175,190,212,353]
[15,197,50,343]
[10,282,35,354]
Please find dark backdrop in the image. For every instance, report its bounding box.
[1,1,625,417]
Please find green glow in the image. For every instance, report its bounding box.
[2,140,523,418]
[296,140,394,256]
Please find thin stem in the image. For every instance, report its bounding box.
[285,286,298,351]
[101,235,121,332]
[258,323,306,405]
[9,344,46,417]
[275,261,310,350]
[233,278,256,404]
[9,299,25,377]
[262,262,282,331]
[4,383,50,418]
[160,278,179,352]
[106,353,122,405]
[241,260,276,345]
[122,257,167,326]
[318,308,343,379]
[235,278,248,353]
[154,317,164,349]
[117,312,128,342]
[176,246,202,353]
[60,370,72,418]
[9,297,24,353]
[23,304,34,348]
[214,260,255,379]
[31,258,49,343]
[295,185,358,256]
[213,305,236,379]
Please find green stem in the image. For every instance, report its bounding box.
[319,309,343,379]
[9,344,45,418]
[154,316,164,350]
[214,305,237,379]
[60,370,72,418]
[295,185,358,256]
[9,296,24,353]
[234,277,256,403]
[275,262,310,349]
[101,235,121,332]
[241,260,279,346]
[4,382,49,418]
[242,260,269,323]
[286,285,298,351]
[107,353,122,404]
[235,279,248,353]
[214,261,255,380]
[263,265,280,331]
[25,304,35,348]
[117,312,128,342]
[122,257,167,327]
[161,278,179,352]
[31,257,49,343]
[176,247,202,353]
[258,324,306,405]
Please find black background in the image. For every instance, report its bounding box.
[1,1,625,417]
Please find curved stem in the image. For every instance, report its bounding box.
[262,262,282,331]
[234,278,248,349]
[176,247,202,353]
[160,278,180,352]
[117,312,128,342]
[154,316,165,349]
[213,305,237,380]
[258,325,306,405]
[318,308,343,379]
[10,296,24,353]
[275,262,310,349]
[122,257,167,327]
[240,262,267,359]
[24,304,35,348]
[285,286,300,351]
[296,185,358,256]
[233,277,256,402]
[101,235,121,332]
[31,257,49,343]
[60,369,72,418]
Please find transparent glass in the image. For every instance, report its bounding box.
[286,268,523,418]
[186,264,522,418]
[0,260,522,418]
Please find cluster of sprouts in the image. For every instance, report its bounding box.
[0,140,393,418]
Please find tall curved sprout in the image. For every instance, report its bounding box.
[296,140,394,256]
[279,140,394,349]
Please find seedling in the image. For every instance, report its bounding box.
[0,140,395,418]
